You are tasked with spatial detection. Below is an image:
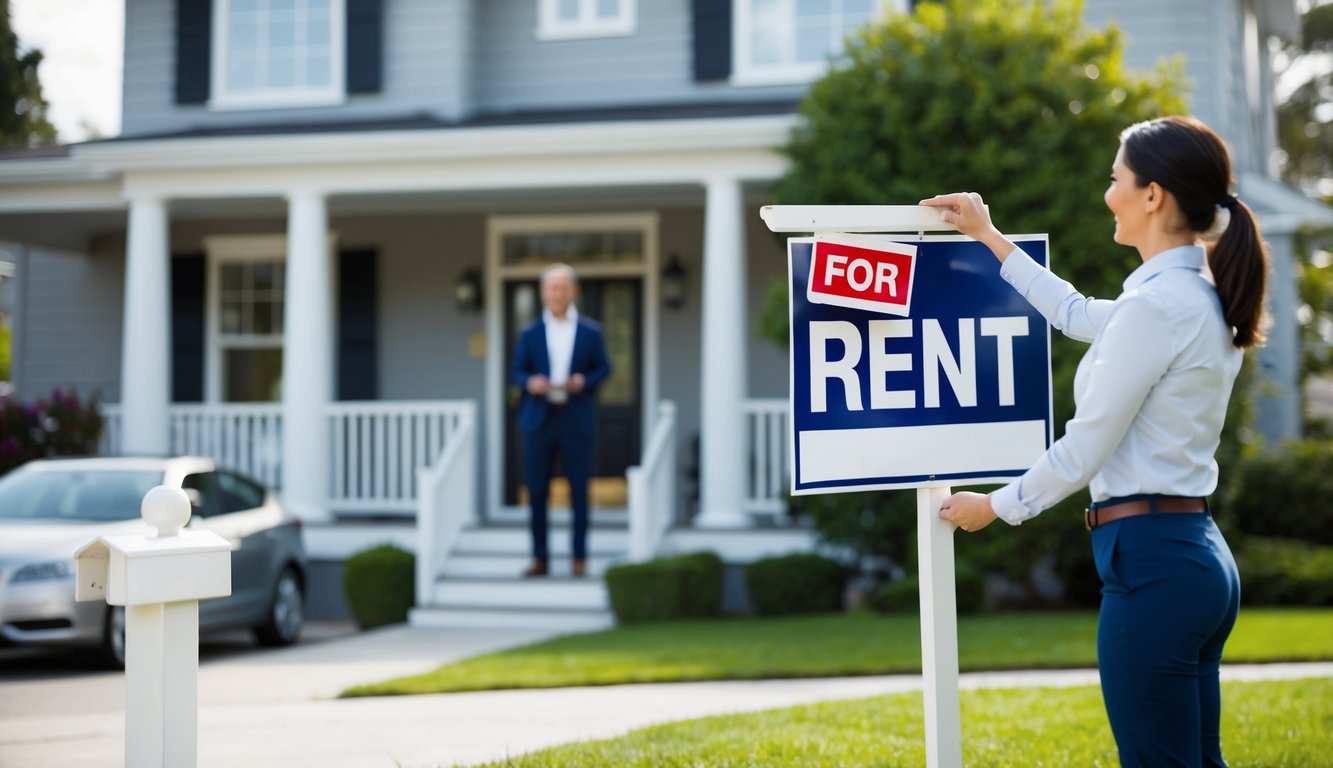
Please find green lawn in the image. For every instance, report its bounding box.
[470,678,1333,767]
[343,607,1333,698]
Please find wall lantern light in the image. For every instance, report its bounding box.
[455,268,483,313]
[662,254,687,310]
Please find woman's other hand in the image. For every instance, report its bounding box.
[939,491,999,533]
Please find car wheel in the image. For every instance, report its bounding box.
[96,605,126,670]
[254,567,304,647]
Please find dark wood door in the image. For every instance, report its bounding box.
[503,278,643,507]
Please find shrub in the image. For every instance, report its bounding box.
[605,552,723,624]
[343,544,416,629]
[1234,537,1333,606]
[1223,439,1333,546]
[745,553,849,616]
[869,563,986,616]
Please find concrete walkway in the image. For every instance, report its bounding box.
[2,623,1330,768]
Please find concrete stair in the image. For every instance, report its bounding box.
[410,522,626,631]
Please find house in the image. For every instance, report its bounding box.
[0,0,1324,628]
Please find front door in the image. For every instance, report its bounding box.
[503,278,643,509]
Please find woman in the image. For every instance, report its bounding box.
[921,115,1267,767]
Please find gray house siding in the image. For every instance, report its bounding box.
[15,244,125,402]
[471,0,804,114]
[121,0,471,138]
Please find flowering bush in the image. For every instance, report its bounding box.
[0,388,103,475]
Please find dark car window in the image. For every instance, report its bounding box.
[0,468,163,522]
[217,471,266,514]
[181,472,222,518]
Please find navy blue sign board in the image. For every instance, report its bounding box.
[788,234,1054,494]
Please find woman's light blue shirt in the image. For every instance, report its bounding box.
[988,244,1243,525]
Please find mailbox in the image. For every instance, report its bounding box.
[75,486,231,606]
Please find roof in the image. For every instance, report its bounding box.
[1239,172,1333,234]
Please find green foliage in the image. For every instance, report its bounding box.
[0,0,56,146]
[342,544,415,630]
[0,388,103,475]
[1235,537,1333,607]
[1222,438,1333,545]
[869,562,985,615]
[605,552,723,624]
[0,320,9,381]
[1277,3,1333,191]
[744,553,849,616]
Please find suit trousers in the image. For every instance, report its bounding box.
[1092,511,1241,768]
[523,404,592,562]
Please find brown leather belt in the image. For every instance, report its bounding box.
[1084,497,1207,531]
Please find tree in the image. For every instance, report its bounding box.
[764,0,1195,606]
[0,0,56,147]
[1277,2,1333,195]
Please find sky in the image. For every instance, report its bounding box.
[11,0,124,143]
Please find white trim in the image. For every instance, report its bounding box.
[209,0,347,112]
[485,212,659,522]
[731,0,899,87]
[536,0,636,40]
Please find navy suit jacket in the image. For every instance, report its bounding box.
[510,315,612,436]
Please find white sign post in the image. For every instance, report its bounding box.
[74,486,232,768]
[763,205,1053,768]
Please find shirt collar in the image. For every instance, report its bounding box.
[1123,244,1206,292]
[543,306,579,325]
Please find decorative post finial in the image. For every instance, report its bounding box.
[141,485,192,537]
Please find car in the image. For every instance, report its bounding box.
[0,456,306,668]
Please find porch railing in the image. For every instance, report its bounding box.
[100,403,283,489]
[327,401,473,515]
[743,399,789,515]
[415,403,477,606]
[627,401,677,562]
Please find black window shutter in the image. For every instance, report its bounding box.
[337,250,378,401]
[170,254,207,403]
[346,0,384,94]
[175,0,212,104]
[693,0,732,82]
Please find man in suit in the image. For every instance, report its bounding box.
[510,263,612,578]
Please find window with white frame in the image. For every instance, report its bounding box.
[735,0,891,85]
[215,256,285,403]
[212,0,345,109]
[536,0,636,40]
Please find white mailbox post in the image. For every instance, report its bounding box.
[74,485,232,768]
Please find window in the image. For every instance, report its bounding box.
[734,0,889,85]
[218,471,268,513]
[219,260,285,402]
[212,0,345,110]
[537,0,636,40]
[181,472,221,517]
[501,231,645,266]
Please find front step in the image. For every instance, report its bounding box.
[455,524,629,555]
[443,553,620,579]
[409,605,615,632]
[432,577,609,611]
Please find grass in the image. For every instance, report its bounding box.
[343,607,1333,698]
[471,678,1333,767]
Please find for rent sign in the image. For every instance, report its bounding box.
[788,235,1054,494]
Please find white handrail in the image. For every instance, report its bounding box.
[627,401,677,563]
[415,402,477,608]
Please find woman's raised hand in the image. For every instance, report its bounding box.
[919,193,1015,263]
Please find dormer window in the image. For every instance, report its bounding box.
[536,0,636,40]
[733,0,891,85]
[210,0,347,110]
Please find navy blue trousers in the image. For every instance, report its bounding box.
[1092,511,1241,767]
[522,405,591,562]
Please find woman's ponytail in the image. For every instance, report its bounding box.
[1209,195,1268,349]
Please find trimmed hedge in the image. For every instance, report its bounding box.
[343,544,416,629]
[1224,440,1333,546]
[1235,537,1333,606]
[605,552,723,624]
[745,553,848,616]
[868,564,986,615]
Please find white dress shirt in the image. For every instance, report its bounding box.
[988,244,1243,525]
[543,306,579,387]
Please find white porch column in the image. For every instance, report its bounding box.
[282,191,333,522]
[120,195,171,455]
[696,177,748,528]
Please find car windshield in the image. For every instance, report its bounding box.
[0,468,164,522]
